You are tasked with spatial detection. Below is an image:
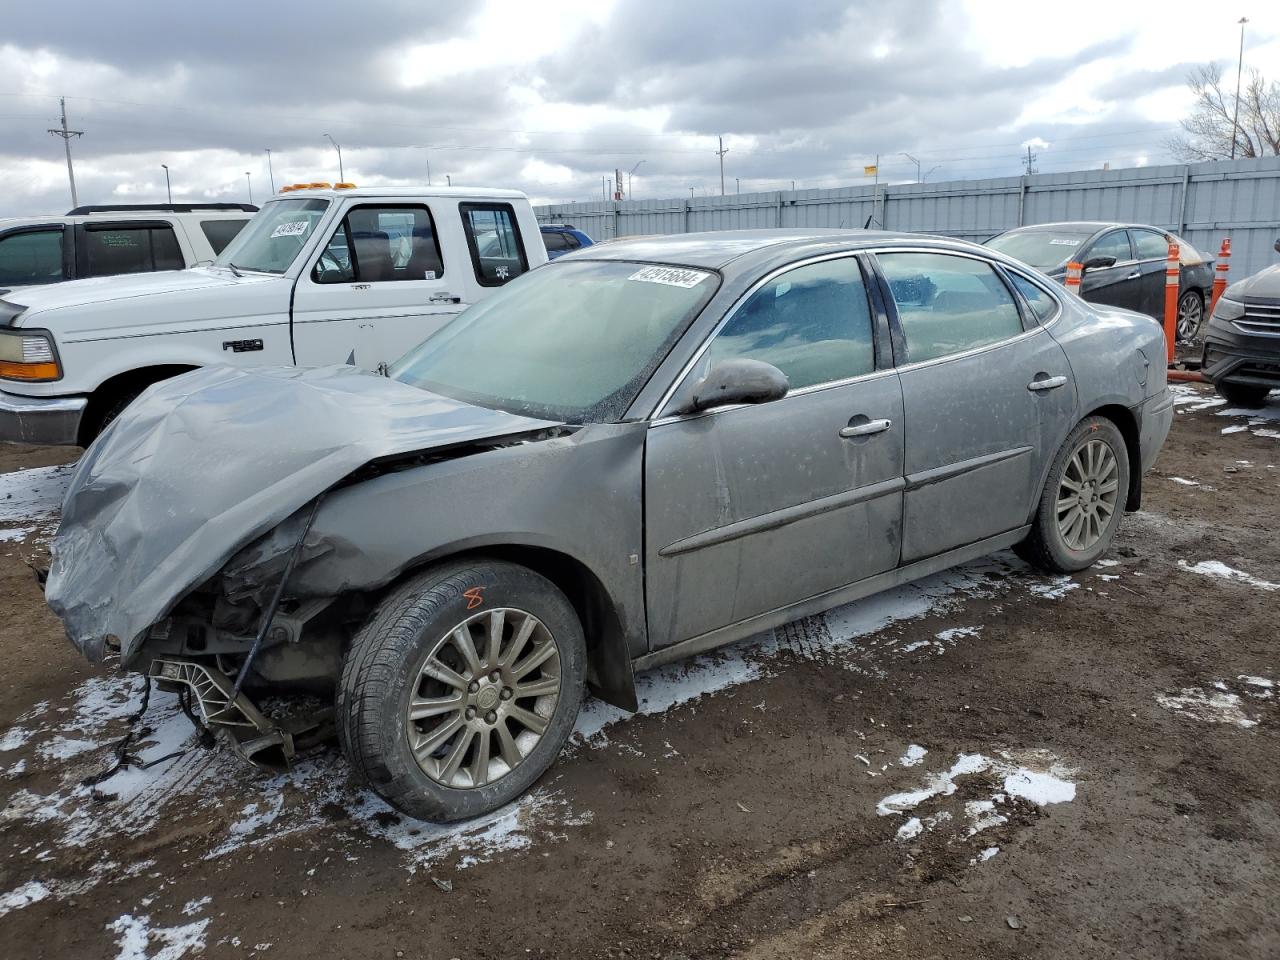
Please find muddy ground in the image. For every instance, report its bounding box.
[0,383,1277,960]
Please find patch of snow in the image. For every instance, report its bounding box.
[965,799,1008,835]
[1217,404,1280,422]
[1169,476,1199,486]
[1239,676,1274,700]
[1177,559,1280,592]
[936,626,982,643]
[969,846,1000,865]
[878,751,1076,817]
[0,526,34,543]
[1004,767,1076,805]
[899,744,928,767]
[877,753,991,815]
[1221,425,1249,434]
[181,897,210,917]
[0,726,32,751]
[895,817,923,841]
[1030,577,1078,600]
[108,913,209,960]
[1156,688,1257,728]
[36,737,100,761]
[0,880,51,917]
[1096,559,1120,567]
[1253,428,1280,440]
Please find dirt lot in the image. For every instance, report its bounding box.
[0,383,1277,960]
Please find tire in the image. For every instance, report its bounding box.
[1016,416,1130,574]
[1215,381,1271,409]
[337,559,586,823]
[1175,290,1204,343]
[80,386,143,446]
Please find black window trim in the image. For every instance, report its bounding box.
[460,201,530,287]
[0,223,73,284]
[309,202,445,285]
[73,220,184,277]
[1084,228,1136,267]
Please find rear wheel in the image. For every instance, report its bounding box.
[1176,290,1204,343]
[1016,416,1130,573]
[337,560,586,822]
[1215,381,1271,408]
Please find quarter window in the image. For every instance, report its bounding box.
[461,204,528,286]
[542,232,569,253]
[707,257,875,390]
[82,225,184,277]
[1008,273,1058,323]
[1089,230,1132,263]
[1132,229,1172,261]
[0,229,65,285]
[313,205,443,284]
[878,252,1024,364]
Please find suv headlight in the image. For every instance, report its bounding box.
[0,329,62,382]
[1212,296,1246,322]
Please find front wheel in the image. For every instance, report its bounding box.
[1215,381,1271,408]
[1176,290,1204,343]
[337,560,586,823]
[1016,416,1130,574]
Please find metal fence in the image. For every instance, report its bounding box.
[535,156,1280,279]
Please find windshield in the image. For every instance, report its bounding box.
[392,260,720,423]
[212,198,330,274]
[985,230,1093,270]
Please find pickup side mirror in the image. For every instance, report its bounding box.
[1273,238,1280,255]
[1080,255,1117,272]
[670,358,789,415]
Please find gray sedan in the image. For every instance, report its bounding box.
[47,229,1175,822]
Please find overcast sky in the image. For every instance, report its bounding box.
[3,0,1278,216]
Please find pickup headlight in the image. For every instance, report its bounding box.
[0,329,62,382]
[1212,296,1246,322]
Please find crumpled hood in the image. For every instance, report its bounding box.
[45,364,560,663]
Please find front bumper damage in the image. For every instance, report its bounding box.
[149,657,332,770]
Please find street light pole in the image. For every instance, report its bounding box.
[716,136,729,196]
[900,152,921,183]
[245,172,253,205]
[161,164,171,204]
[323,133,344,181]
[265,148,276,194]
[628,160,645,199]
[1230,16,1249,160]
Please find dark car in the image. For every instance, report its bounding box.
[985,222,1213,341]
[1201,238,1280,407]
[539,223,593,259]
[48,230,1173,823]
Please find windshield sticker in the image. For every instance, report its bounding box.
[1048,238,1082,246]
[627,266,710,288]
[270,220,310,239]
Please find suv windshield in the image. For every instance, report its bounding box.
[392,260,720,423]
[985,230,1093,270]
[212,198,330,274]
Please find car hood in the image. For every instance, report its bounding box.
[6,267,270,319]
[1226,263,1280,301]
[45,364,561,663]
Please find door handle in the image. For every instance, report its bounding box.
[1028,375,1068,392]
[1125,271,1140,280]
[429,292,462,304]
[840,418,892,438]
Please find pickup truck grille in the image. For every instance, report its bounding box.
[1236,302,1280,335]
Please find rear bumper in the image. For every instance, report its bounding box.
[1138,386,1174,474]
[1202,325,1280,389]
[0,389,87,445]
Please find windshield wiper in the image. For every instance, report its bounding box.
[225,263,243,278]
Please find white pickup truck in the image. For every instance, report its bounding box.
[0,185,546,446]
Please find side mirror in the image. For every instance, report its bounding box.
[1273,238,1280,255]
[1080,255,1116,272]
[671,358,789,415]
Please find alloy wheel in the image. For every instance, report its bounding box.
[1055,438,1120,551]
[1176,293,1203,342]
[406,607,562,789]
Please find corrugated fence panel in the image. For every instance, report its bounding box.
[536,156,1280,278]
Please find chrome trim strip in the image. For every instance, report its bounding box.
[658,476,906,558]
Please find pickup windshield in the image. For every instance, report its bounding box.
[984,230,1093,271]
[392,260,720,423]
[212,198,329,274]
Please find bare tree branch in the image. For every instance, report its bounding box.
[1174,63,1280,161]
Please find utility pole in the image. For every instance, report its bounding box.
[1228,16,1249,160]
[265,149,276,193]
[716,136,729,196]
[736,178,740,194]
[323,133,344,181]
[446,174,451,187]
[48,97,83,209]
[689,186,695,199]
[161,164,171,203]
[245,172,253,205]
[1023,145,1038,174]
[602,176,608,202]
[900,152,921,183]
[425,153,432,186]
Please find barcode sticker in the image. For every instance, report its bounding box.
[627,266,710,288]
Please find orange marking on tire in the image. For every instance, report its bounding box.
[464,586,485,609]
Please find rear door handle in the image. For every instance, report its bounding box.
[1028,375,1068,392]
[1125,271,1141,280]
[428,292,461,303]
[840,418,892,438]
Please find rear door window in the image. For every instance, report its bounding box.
[0,229,66,285]
[877,252,1025,364]
[542,231,568,253]
[200,219,250,255]
[81,224,184,277]
[1088,230,1133,264]
[1008,272,1059,323]
[1132,229,1171,262]
[461,203,528,286]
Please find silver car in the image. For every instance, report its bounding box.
[48,229,1175,822]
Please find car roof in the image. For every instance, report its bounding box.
[0,210,253,228]
[1001,221,1172,234]
[272,185,528,201]
[559,228,989,271]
